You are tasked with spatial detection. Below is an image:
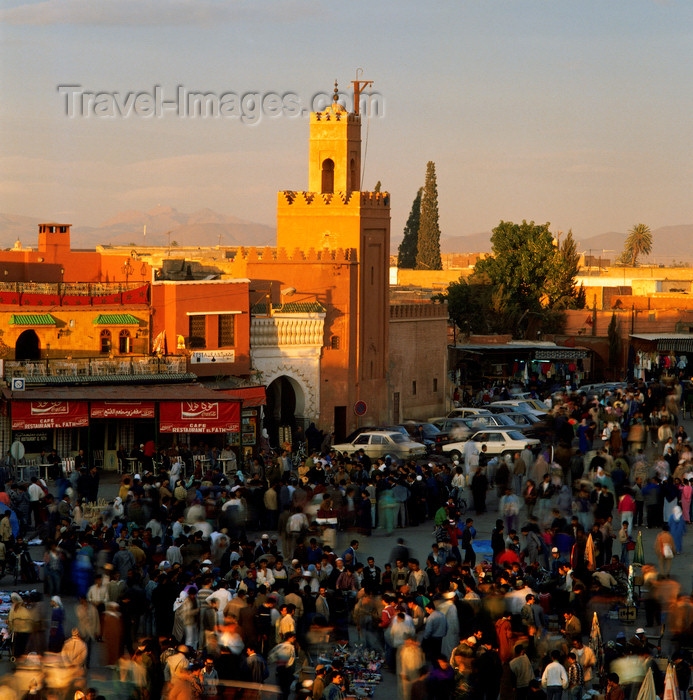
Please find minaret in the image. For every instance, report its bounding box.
[275,76,391,426]
[308,82,361,194]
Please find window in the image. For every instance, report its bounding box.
[331,335,340,350]
[189,316,206,349]
[371,435,387,445]
[100,329,111,354]
[118,329,131,354]
[321,158,334,194]
[433,377,438,392]
[354,434,370,445]
[412,380,417,396]
[218,314,235,347]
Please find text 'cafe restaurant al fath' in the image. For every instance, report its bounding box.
[0,382,243,471]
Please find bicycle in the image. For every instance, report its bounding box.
[291,442,307,469]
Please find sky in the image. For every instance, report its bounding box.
[0,0,692,242]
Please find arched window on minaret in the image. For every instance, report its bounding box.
[321,158,334,194]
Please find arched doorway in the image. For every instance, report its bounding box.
[265,375,306,449]
[15,329,40,361]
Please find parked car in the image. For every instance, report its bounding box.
[331,430,427,460]
[400,421,444,450]
[430,418,474,443]
[342,425,408,444]
[490,399,549,416]
[430,407,492,422]
[442,428,541,461]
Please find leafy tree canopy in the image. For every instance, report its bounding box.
[436,220,585,337]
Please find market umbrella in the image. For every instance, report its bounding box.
[589,611,604,682]
[636,668,656,700]
[663,663,679,700]
[585,533,597,572]
[634,530,645,565]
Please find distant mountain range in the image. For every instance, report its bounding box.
[3,209,692,266]
[0,206,276,250]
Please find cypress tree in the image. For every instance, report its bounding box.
[415,161,442,270]
[397,188,422,269]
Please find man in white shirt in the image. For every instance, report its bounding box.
[28,477,45,528]
[541,650,568,700]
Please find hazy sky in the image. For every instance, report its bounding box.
[1,0,692,242]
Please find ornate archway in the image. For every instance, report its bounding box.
[265,374,307,449]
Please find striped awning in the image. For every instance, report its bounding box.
[631,334,693,353]
[92,314,141,326]
[9,313,57,326]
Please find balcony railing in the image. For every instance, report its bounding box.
[0,281,146,295]
[4,355,187,380]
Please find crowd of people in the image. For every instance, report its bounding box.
[0,381,692,700]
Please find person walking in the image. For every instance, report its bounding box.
[654,524,676,577]
[541,650,568,700]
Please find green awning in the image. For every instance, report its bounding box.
[9,314,57,326]
[92,314,141,326]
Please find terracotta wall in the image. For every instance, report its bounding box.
[150,281,251,376]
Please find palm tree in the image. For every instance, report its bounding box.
[624,223,652,266]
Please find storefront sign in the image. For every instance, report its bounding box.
[13,431,50,446]
[12,401,89,430]
[191,350,235,364]
[90,401,156,419]
[159,400,240,433]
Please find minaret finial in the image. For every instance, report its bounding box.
[333,80,339,103]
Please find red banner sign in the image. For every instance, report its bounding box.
[90,401,156,419]
[159,401,240,433]
[12,401,89,430]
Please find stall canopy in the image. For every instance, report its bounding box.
[12,400,89,430]
[159,401,241,433]
[220,386,266,408]
[630,334,693,353]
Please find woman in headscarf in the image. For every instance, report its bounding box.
[668,505,686,554]
[48,596,65,652]
[113,496,125,520]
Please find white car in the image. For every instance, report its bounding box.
[429,407,492,422]
[442,429,541,461]
[490,399,549,417]
[331,431,426,460]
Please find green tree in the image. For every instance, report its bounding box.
[622,223,652,266]
[472,220,557,313]
[545,230,587,310]
[397,188,422,269]
[415,161,442,270]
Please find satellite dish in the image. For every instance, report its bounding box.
[10,440,25,462]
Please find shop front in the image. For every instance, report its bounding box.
[2,384,242,470]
